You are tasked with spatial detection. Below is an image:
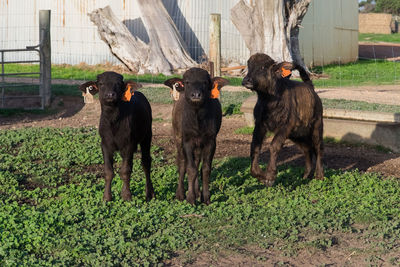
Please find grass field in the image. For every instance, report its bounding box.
[310,58,400,87]
[322,98,400,113]
[4,58,400,89]
[1,127,399,265]
[359,33,400,44]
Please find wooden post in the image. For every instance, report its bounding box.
[209,13,221,77]
[208,61,214,78]
[39,10,51,108]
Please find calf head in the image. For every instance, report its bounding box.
[242,53,294,95]
[164,68,229,106]
[79,71,142,105]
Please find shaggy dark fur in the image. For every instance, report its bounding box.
[164,68,229,205]
[242,53,324,186]
[79,71,154,201]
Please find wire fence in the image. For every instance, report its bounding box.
[0,0,399,89]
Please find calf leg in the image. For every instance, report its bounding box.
[312,120,324,180]
[194,149,202,200]
[265,130,288,186]
[250,121,269,183]
[175,139,186,201]
[183,142,197,205]
[140,135,155,201]
[295,141,314,179]
[200,139,216,205]
[102,145,115,201]
[120,151,133,201]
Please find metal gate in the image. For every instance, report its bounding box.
[0,45,44,109]
[0,10,51,110]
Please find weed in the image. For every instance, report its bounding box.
[359,33,400,44]
[0,127,400,265]
[234,126,254,135]
[322,98,400,113]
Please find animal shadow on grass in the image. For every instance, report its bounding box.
[209,156,313,203]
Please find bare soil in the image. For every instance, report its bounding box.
[1,94,400,266]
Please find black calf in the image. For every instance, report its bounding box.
[79,71,154,201]
[164,68,229,205]
[242,53,324,186]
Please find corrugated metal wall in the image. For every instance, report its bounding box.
[0,0,358,67]
[299,0,359,66]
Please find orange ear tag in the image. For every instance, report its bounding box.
[281,67,291,78]
[210,83,220,99]
[122,85,134,102]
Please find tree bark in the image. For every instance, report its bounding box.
[231,0,311,70]
[89,3,196,75]
[137,0,196,74]
[89,6,148,73]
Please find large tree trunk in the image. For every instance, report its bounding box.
[231,0,311,70]
[137,0,196,73]
[89,2,196,75]
[89,6,148,73]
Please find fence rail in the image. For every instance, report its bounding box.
[0,10,51,110]
[0,47,43,109]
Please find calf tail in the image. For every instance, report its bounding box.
[294,64,313,86]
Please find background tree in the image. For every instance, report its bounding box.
[375,0,400,15]
[231,0,311,70]
[359,0,376,13]
[89,1,196,75]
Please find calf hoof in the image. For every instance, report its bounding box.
[103,192,112,202]
[302,171,312,179]
[201,192,211,205]
[201,197,211,205]
[175,190,185,201]
[146,191,155,202]
[251,169,268,183]
[186,193,196,205]
[262,179,275,187]
[263,173,276,187]
[121,191,132,201]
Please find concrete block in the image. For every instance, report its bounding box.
[241,95,400,152]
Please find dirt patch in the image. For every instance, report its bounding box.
[315,85,400,106]
[165,231,400,266]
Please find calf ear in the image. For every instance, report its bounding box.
[164,78,184,92]
[210,77,229,99]
[273,62,294,78]
[211,77,229,90]
[79,81,99,95]
[122,81,142,102]
[125,81,142,93]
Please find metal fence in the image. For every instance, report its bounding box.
[0,10,51,109]
[0,47,43,109]
[0,0,358,67]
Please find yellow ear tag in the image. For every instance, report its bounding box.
[281,67,291,78]
[210,83,220,99]
[122,85,134,102]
